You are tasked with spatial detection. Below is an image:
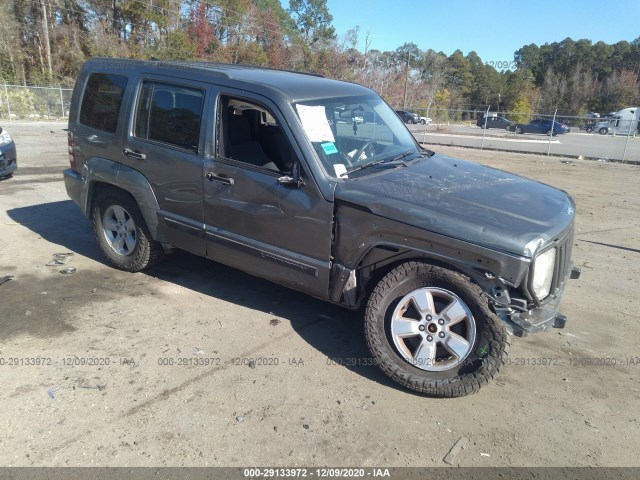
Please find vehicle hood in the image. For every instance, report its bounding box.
[334,153,575,257]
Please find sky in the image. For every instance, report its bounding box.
[288,0,640,66]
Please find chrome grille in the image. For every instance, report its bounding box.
[551,228,573,295]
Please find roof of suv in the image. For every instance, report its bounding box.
[85,58,373,103]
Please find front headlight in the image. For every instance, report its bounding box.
[532,248,556,300]
[0,129,12,146]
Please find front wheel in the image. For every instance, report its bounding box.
[546,129,555,136]
[364,262,509,397]
[420,119,426,125]
[92,188,164,272]
[515,126,523,134]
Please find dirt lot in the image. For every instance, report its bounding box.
[1,122,639,467]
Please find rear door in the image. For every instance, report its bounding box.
[122,77,209,256]
[202,90,333,298]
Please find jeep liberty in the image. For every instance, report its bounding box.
[64,59,580,397]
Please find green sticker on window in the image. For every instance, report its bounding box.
[321,142,338,155]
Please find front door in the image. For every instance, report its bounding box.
[203,91,333,298]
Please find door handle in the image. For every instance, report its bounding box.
[206,172,234,185]
[123,148,146,160]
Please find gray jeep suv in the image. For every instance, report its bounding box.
[64,58,579,397]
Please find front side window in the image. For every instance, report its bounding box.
[217,95,294,173]
[295,94,420,178]
[134,81,203,153]
[79,73,128,133]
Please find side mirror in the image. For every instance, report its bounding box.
[277,175,299,186]
[277,161,305,187]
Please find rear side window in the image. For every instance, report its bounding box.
[79,73,128,133]
[134,81,204,153]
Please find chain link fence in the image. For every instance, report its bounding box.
[1,86,638,162]
[0,84,73,120]
[400,107,640,163]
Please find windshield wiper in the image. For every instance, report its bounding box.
[419,148,435,158]
[342,149,416,176]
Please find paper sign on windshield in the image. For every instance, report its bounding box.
[333,163,347,178]
[296,105,335,143]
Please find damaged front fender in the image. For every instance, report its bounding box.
[331,201,531,309]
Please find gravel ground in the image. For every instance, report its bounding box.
[0,122,639,467]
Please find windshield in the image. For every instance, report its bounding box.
[294,94,420,178]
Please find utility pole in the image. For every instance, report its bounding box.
[40,0,53,81]
[403,53,410,109]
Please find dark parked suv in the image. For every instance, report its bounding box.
[395,110,420,124]
[64,59,579,397]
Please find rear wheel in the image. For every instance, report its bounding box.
[407,118,415,124]
[420,119,426,125]
[364,262,509,397]
[92,189,164,272]
[515,126,523,134]
[599,127,608,135]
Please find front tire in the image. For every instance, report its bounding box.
[364,262,509,397]
[92,188,164,272]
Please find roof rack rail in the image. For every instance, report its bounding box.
[168,60,325,78]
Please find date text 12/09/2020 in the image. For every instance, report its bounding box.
[243,468,391,478]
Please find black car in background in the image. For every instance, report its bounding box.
[509,119,570,136]
[0,126,17,178]
[477,115,513,129]
[395,110,420,124]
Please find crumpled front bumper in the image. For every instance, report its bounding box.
[502,265,581,337]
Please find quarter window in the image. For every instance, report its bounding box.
[134,82,204,153]
[79,73,128,133]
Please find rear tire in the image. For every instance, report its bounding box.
[364,262,509,397]
[599,127,608,135]
[92,188,164,272]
